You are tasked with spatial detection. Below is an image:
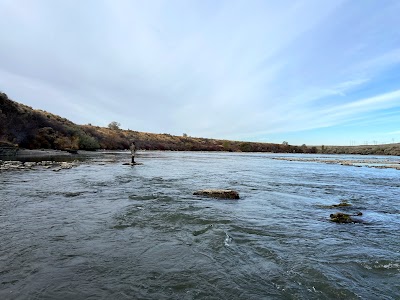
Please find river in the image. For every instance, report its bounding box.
[1,151,399,299]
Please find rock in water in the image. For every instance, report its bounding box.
[319,201,352,209]
[193,189,240,199]
[330,212,362,223]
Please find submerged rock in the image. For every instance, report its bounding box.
[60,162,73,169]
[330,213,353,223]
[0,160,23,171]
[320,201,352,209]
[334,201,352,207]
[330,212,362,223]
[192,224,213,236]
[193,189,240,199]
[23,162,37,168]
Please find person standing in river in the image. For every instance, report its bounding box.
[130,141,136,164]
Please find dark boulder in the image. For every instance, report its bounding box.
[330,212,363,223]
[193,189,240,199]
[320,201,352,209]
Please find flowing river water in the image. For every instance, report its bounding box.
[1,151,399,299]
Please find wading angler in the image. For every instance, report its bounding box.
[130,141,136,164]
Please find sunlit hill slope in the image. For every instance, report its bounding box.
[0,92,316,153]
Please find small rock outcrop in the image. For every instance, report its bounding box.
[193,189,240,199]
[122,162,143,166]
[0,160,78,172]
[320,201,352,209]
[330,212,362,223]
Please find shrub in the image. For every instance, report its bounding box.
[78,133,100,150]
[108,121,121,130]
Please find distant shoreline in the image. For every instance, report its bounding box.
[2,92,400,155]
[1,148,400,161]
[1,148,400,160]
[16,149,74,158]
[2,150,400,173]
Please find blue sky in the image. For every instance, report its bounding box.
[1,0,400,145]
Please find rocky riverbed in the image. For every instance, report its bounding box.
[0,160,78,172]
[271,156,400,170]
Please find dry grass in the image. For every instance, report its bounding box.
[2,92,399,155]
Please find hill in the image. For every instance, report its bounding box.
[1,92,399,155]
[0,92,316,153]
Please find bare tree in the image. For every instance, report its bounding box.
[108,121,121,130]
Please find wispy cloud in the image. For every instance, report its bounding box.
[0,0,400,144]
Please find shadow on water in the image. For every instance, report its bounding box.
[1,153,88,163]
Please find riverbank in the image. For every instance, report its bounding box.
[0,160,79,172]
[0,149,80,172]
[271,156,400,170]
[16,148,75,158]
[0,149,133,172]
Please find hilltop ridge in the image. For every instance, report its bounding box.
[0,92,312,153]
[1,92,399,155]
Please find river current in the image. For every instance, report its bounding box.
[1,151,399,299]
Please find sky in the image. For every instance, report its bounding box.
[1,0,400,146]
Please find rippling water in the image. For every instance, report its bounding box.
[1,151,400,299]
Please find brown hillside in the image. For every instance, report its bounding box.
[1,92,399,155]
[1,92,311,152]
